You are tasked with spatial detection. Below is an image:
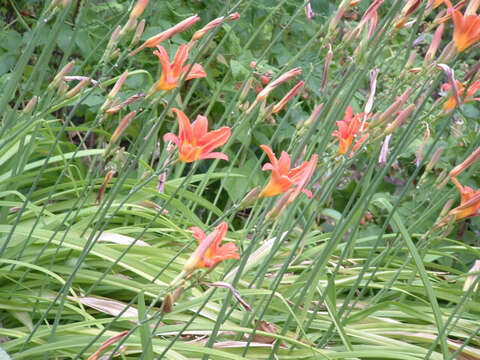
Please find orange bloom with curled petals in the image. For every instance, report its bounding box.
[444,0,480,52]
[189,222,240,269]
[153,44,206,91]
[164,108,231,163]
[332,106,371,156]
[442,80,480,111]
[260,145,316,198]
[450,177,480,221]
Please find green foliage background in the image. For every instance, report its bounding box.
[0,0,479,359]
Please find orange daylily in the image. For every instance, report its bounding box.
[450,177,480,221]
[260,144,317,198]
[444,0,480,52]
[164,108,231,163]
[153,44,206,91]
[332,106,371,156]
[189,222,240,268]
[430,0,444,8]
[442,80,480,111]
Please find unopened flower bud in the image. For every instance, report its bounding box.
[266,190,293,221]
[406,51,417,68]
[321,44,333,91]
[415,125,430,167]
[65,77,89,98]
[50,61,75,89]
[101,71,129,112]
[239,78,253,102]
[261,74,271,85]
[329,0,350,32]
[247,67,302,113]
[305,2,315,19]
[172,285,184,302]
[96,170,116,205]
[373,89,412,127]
[191,13,240,42]
[256,67,302,101]
[378,134,391,165]
[130,0,149,19]
[424,24,444,65]
[439,198,454,218]
[272,81,305,114]
[385,104,415,134]
[450,147,480,178]
[144,15,200,48]
[57,81,69,95]
[425,146,444,172]
[23,96,38,114]
[130,19,146,47]
[365,68,379,114]
[105,111,137,156]
[108,26,122,49]
[239,187,261,209]
[106,93,145,115]
[437,41,456,63]
[303,103,324,128]
[161,293,174,314]
[463,260,480,292]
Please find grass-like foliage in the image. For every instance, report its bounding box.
[1,0,480,359]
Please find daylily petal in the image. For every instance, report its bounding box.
[211,221,228,250]
[333,107,371,156]
[262,163,275,171]
[184,63,207,80]
[199,152,229,161]
[153,46,171,74]
[172,108,194,143]
[277,151,292,175]
[344,106,354,121]
[192,114,208,139]
[163,133,181,147]
[261,172,294,197]
[260,144,278,167]
[289,161,312,183]
[212,242,240,262]
[165,109,231,163]
[190,226,206,243]
[190,222,239,269]
[172,43,190,77]
[199,126,231,152]
[302,188,313,198]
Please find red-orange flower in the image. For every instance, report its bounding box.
[444,0,480,52]
[331,106,370,156]
[442,80,480,111]
[429,0,443,8]
[189,222,240,268]
[260,145,316,197]
[164,108,231,163]
[450,177,480,221]
[153,44,206,91]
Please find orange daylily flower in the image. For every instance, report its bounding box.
[442,80,480,110]
[260,144,317,198]
[164,108,231,163]
[450,177,480,221]
[189,222,240,268]
[429,0,444,8]
[153,44,206,91]
[444,0,480,52]
[331,106,371,156]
